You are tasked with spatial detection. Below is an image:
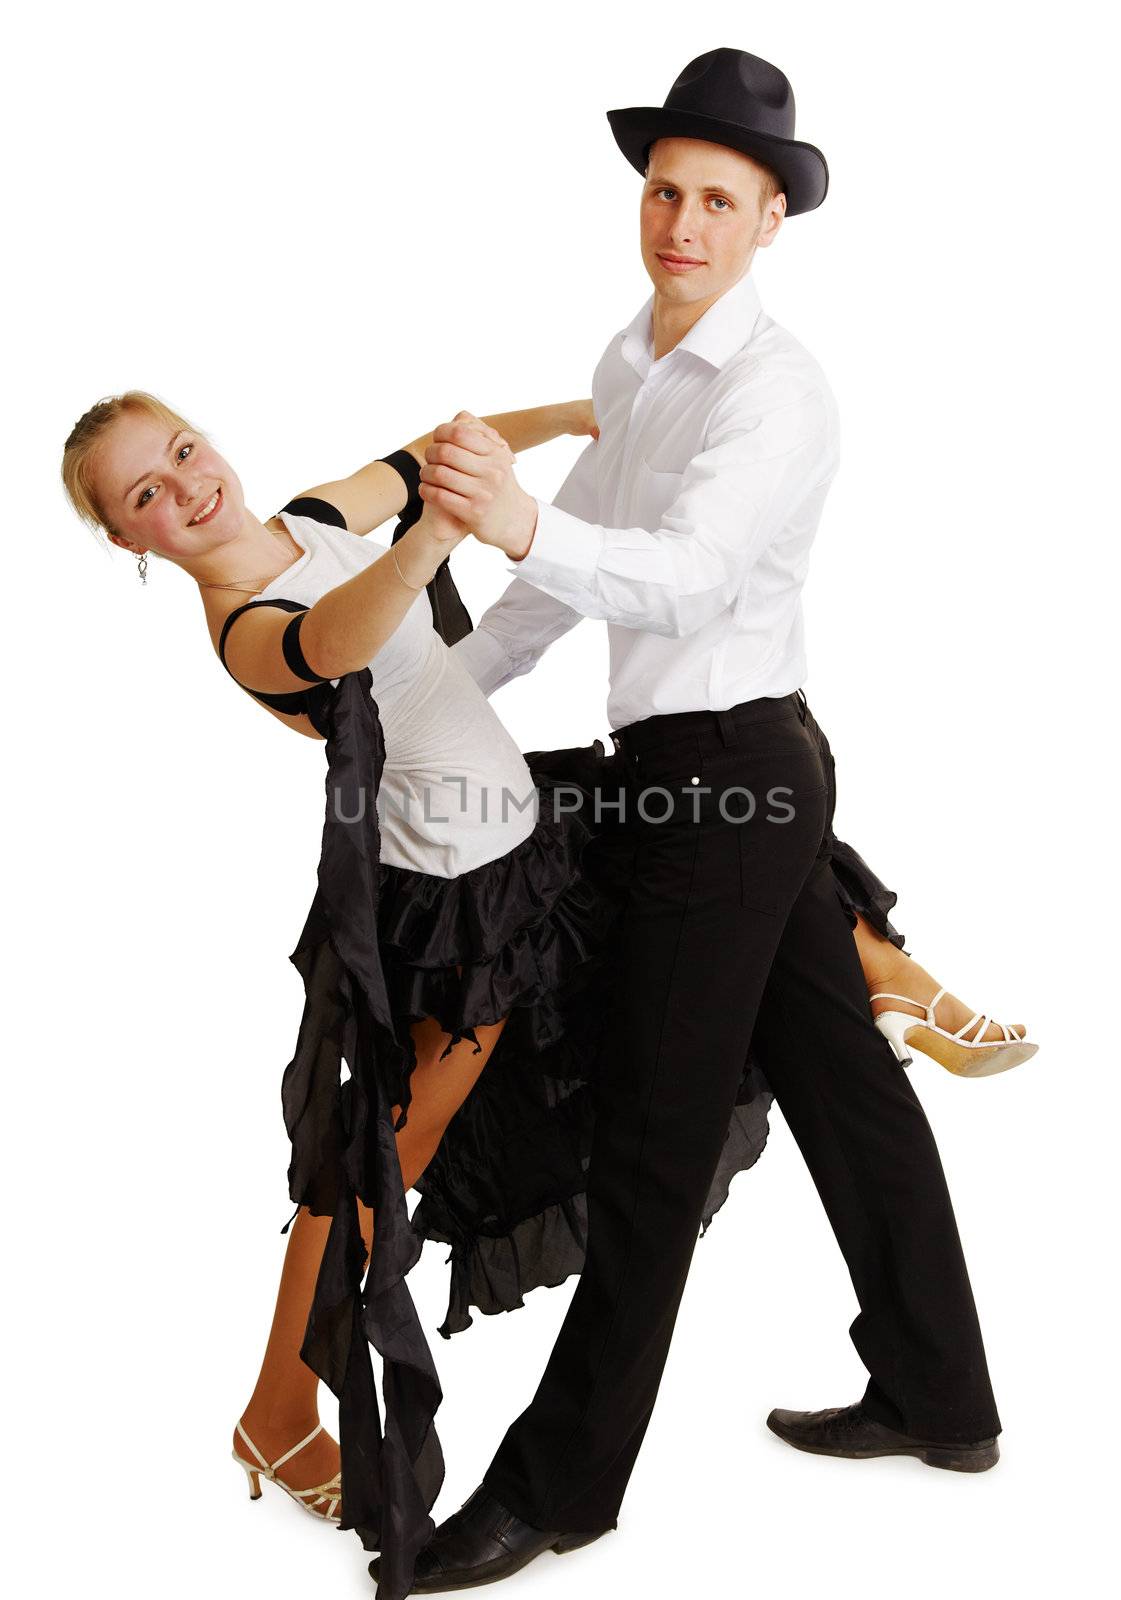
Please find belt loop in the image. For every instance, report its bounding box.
[795,689,808,725]
[715,709,736,746]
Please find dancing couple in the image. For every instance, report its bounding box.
[62,47,1034,1600]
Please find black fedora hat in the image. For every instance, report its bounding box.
[607,47,828,216]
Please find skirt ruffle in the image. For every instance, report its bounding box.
[283,671,442,1600]
[376,773,615,1077]
[829,834,906,950]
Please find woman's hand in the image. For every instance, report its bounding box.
[416,500,467,547]
[390,502,467,590]
[561,398,600,440]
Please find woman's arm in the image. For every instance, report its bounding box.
[220,508,464,695]
[468,399,598,457]
[290,400,597,538]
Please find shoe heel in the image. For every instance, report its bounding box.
[919,1439,999,1473]
[552,1529,608,1555]
[874,1011,915,1067]
[233,1454,263,1500]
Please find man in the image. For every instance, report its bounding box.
[373,47,1002,1593]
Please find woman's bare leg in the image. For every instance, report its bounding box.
[232,1015,507,1498]
[852,914,1026,1040]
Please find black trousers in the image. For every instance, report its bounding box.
[483,692,1000,1534]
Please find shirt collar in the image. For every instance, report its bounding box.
[620,270,764,377]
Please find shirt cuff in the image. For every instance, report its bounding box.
[509,499,605,606]
[451,627,512,696]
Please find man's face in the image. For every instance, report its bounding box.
[639,137,783,307]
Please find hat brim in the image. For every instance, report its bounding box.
[606,106,828,216]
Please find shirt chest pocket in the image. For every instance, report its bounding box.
[631,456,684,524]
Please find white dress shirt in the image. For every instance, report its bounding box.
[454,270,841,731]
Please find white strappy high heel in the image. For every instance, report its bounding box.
[871,988,1038,1078]
[232,1421,342,1523]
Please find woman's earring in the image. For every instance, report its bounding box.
[136,551,148,586]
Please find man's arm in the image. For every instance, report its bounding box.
[426,373,838,639]
[452,439,597,694]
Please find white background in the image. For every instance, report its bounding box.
[5,2,1118,1596]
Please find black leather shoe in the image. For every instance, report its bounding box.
[368,1485,612,1593]
[767,1402,999,1472]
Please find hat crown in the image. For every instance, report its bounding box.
[665,47,796,141]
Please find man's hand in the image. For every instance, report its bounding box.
[419,411,539,560]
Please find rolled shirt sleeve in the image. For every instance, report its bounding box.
[452,438,597,694]
[513,377,838,639]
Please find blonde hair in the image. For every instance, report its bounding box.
[61,390,201,543]
[754,160,784,213]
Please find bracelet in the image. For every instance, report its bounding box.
[392,545,426,592]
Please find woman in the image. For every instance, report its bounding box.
[60,391,1034,1599]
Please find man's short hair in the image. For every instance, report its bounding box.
[754,159,784,210]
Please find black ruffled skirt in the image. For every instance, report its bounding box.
[280,673,904,1600]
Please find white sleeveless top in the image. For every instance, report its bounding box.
[255,511,538,877]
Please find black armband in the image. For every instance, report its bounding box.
[279,495,348,530]
[378,448,424,537]
[377,448,474,645]
[281,610,331,683]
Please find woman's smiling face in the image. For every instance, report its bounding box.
[94,409,247,558]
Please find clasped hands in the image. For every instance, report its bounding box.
[418,412,539,561]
